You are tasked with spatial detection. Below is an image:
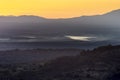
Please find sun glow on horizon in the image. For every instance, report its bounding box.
[0,0,120,18]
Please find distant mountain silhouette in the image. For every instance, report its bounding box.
[0,9,120,22]
[0,9,120,42]
[0,15,46,22]
[104,9,120,16]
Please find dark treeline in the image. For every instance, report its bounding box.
[0,45,120,80]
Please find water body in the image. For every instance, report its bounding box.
[0,40,119,51]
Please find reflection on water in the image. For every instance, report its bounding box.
[66,36,96,41]
[0,35,119,50]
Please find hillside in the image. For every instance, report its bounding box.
[0,45,120,80]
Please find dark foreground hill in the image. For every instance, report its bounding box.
[0,45,120,80]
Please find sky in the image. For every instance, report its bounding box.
[0,0,120,18]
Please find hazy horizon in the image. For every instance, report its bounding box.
[0,8,119,50]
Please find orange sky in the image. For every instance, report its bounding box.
[0,0,120,18]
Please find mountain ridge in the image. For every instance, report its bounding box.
[0,9,119,43]
[0,9,119,20]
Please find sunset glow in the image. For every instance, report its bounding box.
[0,0,120,18]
